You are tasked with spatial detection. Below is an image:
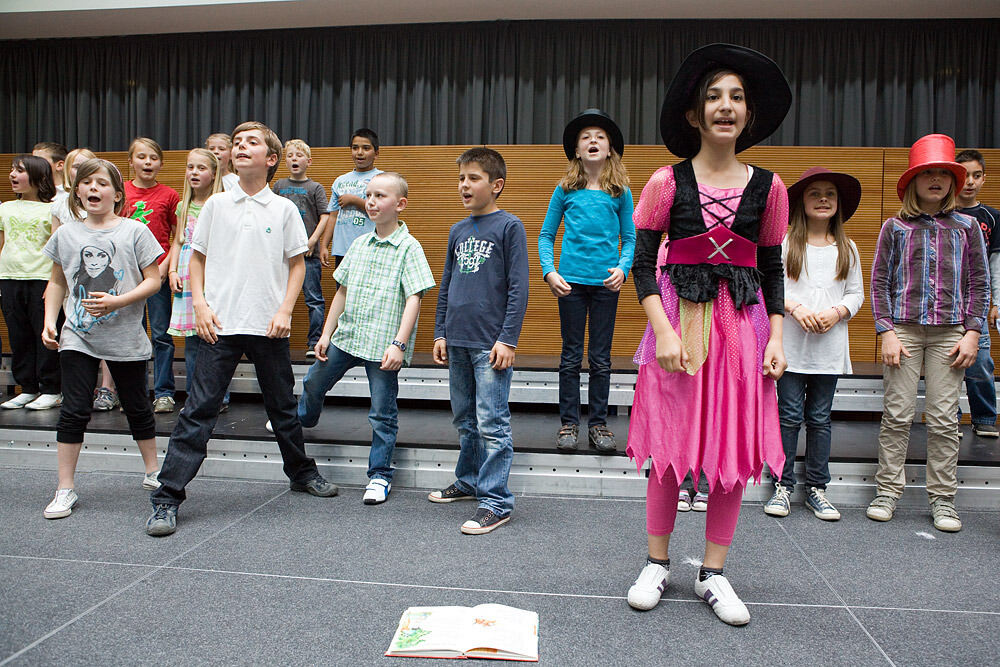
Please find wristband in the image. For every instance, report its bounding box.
[789,304,802,316]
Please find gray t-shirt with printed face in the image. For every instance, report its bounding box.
[43,218,164,361]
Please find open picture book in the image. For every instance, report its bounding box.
[385,604,539,661]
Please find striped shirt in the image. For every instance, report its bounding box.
[870,211,989,333]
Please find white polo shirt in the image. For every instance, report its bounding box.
[192,184,308,336]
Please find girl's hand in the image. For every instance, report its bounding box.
[654,328,687,373]
[762,338,787,380]
[169,271,182,293]
[813,307,841,334]
[790,304,820,333]
[544,272,572,297]
[949,331,980,369]
[603,268,625,292]
[81,292,122,317]
[880,330,911,368]
[41,322,59,350]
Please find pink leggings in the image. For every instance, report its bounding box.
[646,468,744,546]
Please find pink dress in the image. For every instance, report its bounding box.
[626,165,788,492]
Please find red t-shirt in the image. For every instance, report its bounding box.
[123,181,180,263]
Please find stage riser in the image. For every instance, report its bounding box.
[5,431,999,509]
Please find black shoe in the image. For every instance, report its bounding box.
[290,475,339,497]
[461,507,510,535]
[556,423,579,451]
[145,504,177,536]
[428,483,476,503]
[588,424,616,452]
[219,401,230,414]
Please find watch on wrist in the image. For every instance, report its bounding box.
[391,339,406,352]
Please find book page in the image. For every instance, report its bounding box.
[462,604,539,659]
[386,606,469,655]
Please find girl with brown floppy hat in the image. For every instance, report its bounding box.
[868,133,989,534]
[762,167,864,523]
[624,44,791,626]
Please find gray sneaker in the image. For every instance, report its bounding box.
[866,494,897,522]
[588,425,617,453]
[93,387,120,411]
[763,483,790,517]
[805,487,841,521]
[930,498,962,532]
[556,424,579,451]
[153,396,175,413]
[145,504,177,536]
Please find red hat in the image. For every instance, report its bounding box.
[896,134,967,201]
[787,167,862,223]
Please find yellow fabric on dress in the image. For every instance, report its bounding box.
[678,298,711,375]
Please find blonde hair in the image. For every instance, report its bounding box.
[178,149,221,231]
[284,139,311,159]
[557,148,629,197]
[371,171,408,198]
[128,137,164,163]
[63,148,97,190]
[898,176,957,220]
[205,133,236,174]
[785,195,854,283]
[69,159,126,219]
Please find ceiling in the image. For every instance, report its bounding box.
[2,0,996,40]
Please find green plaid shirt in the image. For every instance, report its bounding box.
[331,222,435,364]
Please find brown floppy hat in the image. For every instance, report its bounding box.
[787,167,863,222]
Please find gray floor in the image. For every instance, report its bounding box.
[2,465,998,666]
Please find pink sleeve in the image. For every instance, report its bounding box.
[758,173,788,246]
[633,166,675,232]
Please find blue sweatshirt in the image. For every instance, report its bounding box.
[538,186,635,285]
[434,210,529,349]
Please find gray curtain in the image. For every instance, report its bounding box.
[1,19,997,152]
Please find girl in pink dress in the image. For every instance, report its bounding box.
[625,44,792,626]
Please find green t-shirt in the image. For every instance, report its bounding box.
[0,199,54,280]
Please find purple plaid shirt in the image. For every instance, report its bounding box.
[871,211,989,334]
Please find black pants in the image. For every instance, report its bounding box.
[57,350,156,444]
[0,279,61,394]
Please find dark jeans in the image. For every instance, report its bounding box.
[963,326,996,426]
[144,280,175,399]
[302,255,325,347]
[776,372,838,489]
[57,350,155,444]
[183,335,230,405]
[152,335,319,506]
[557,283,619,427]
[0,279,61,393]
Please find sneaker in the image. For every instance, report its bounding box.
[627,561,670,610]
[805,487,841,521]
[290,475,339,497]
[556,424,579,451]
[145,504,177,536]
[2,392,40,409]
[866,494,897,522]
[363,478,391,505]
[265,420,273,433]
[695,573,750,626]
[973,423,1000,438]
[92,387,120,411]
[461,507,510,534]
[428,483,476,503]
[306,348,317,358]
[691,492,709,512]
[153,396,175,413]
[588,424,617,453]
[142,470,161,490]
[677,490,692,512]
[26,393,63,410]
[43,488,78,519]
[930,498,962,532]
[219,401,230,414]
[763,483,790,517]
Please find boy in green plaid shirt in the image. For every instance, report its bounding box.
[296,172,435,505]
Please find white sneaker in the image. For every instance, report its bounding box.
[265,420,273,433]
[26,393,63,410]
[142,470,161,490]
[691,492,709,512]
[694,574,750,626]
[2,392,40,409]
[44,488,79,519]
[627,561,670,610]
[363,478,391,505]
[677,490,692,512]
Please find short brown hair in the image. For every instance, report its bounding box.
[69,158,127,219]
[32,142,68,164]
[456,147,506,183]
[232,121,282,181]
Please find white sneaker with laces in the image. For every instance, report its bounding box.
[26,393,63,410]
[2,392,40,409]
[694,573,750,626]
[363,478,391,505]
[627,561,670,610]
[142,470,161,490]
[44,488,79,519]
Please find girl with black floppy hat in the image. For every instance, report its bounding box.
[624,44,791,626]
[538,109,634,454]
[867,133,989,533]
[762,167,864,523]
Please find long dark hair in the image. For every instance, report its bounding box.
[11,154,56,203]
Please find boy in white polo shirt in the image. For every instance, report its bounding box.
[146,121,337,537]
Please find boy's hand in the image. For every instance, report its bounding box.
[319,245,330,267]
[762,338,787,380]
[433,339,448,365]
[655,328,687,373]
[158,261,170,283]
[169,272,182,293]
[305,238,316,258]
[314,336,331,362]
[381,344,404,371]
[81,292,122,317]
[990,305,998,328]
[266,310,293,338]
[880,330,910,368]
[41,322,59,350]
[339,193,365,210]
[544,272,572,297]
[603,268,625,292]
[949,331,980,369]
[194,303,221,344]
[489,341,515,370]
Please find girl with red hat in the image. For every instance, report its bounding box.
[867,133,989,533]
[762,167,864,522]
[624,44,791,626]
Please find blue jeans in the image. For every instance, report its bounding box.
[153,335,319,507]
[448,346,514,516]
[183,335,230,405]
[776,372,838,489]
[557,283,619,426]
[144,281,175,399]
[963,326,996,426]
[303,255,326,347]
[298,344,399,482]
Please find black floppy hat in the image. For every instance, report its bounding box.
[659,44,792,159]
[787,167,863,223]
[562,108,625,160]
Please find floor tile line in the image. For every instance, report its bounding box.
[0,488,291,666]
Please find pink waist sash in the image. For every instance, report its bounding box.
[665,226,756,267]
